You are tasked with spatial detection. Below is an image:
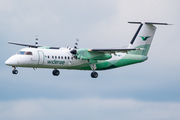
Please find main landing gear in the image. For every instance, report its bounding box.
[12,66,18,74]
[52,69,60,76]
[90,64,98,78]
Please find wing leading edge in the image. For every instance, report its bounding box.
[8,42,61,49]
[8,42,42,48]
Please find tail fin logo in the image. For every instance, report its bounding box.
[140,36,151,41]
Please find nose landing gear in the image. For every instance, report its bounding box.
[52,69,60,76]
[12,66,18,74]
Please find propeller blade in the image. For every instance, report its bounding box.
[70,39,79,59]
[35,35,38,46]
[74,38,79,49]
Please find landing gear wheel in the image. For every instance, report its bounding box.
[91,72,98,78]
[52,69,60,76]
[12,70,18,74]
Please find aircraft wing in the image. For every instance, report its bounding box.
[8,42,42,48]
[88,48,143,53]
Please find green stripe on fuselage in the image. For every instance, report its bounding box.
[96,54,148,70]
[75,54,148,70]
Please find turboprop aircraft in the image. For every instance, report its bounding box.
[5,21,169,78]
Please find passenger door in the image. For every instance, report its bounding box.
[37,50,44,65]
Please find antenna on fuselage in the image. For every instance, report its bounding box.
[35,35,38,46]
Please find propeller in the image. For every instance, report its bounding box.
[74,38,79,49]
[70,39,79,58]
[66,45,70,49]
[35,35,38,46]
[70,39,79,54]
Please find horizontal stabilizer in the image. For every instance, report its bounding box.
[128,22,171,25]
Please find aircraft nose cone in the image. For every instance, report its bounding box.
[5,57,13,66]
[5,55,18,66]
[5,59,9,65]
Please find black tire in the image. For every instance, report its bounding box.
[94,72,98,78]
[91,72,94,78]
[55,70,60,76]
[12,70,18,74]
[52,69,60,76]
[91,72,98,78]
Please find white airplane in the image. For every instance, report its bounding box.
[5,22,169,78]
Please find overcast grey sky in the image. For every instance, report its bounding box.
[0,0,180,120]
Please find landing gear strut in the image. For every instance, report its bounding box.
[12,66,18,74]
[52,69,60,76]
[90,63,98,78]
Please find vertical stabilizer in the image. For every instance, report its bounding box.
[128,22,169,56]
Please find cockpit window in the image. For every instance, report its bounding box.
[25,52,32,55]
[17,51,25,55]
[17,51,32,55]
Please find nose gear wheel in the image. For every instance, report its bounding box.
[12,66,18,74]
[12,70,18,74]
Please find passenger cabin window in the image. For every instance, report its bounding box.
[52,56,54,59]
[58,56,60,59]
[55,56,57,59]
[17,51,32,55]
